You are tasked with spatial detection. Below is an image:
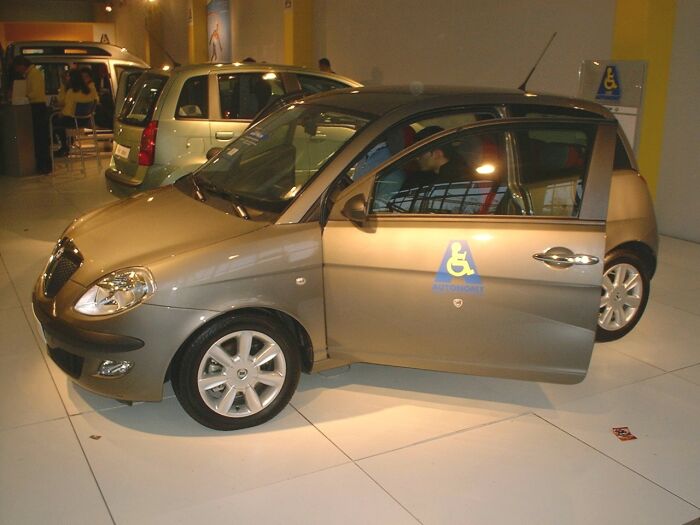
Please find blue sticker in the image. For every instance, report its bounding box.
[433,240,484,295]
[596,65,622,101]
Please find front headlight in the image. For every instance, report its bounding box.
[75,267,156,316]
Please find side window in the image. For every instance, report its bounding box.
[350,110,496,181]
[218,73,284,120]
[371,131,513,215]
[513,124,595,217]
[369,123,596,218]
[297,74,349,94]
[614,134,633,170]
[176,75,208,119]
[33,63,69,95]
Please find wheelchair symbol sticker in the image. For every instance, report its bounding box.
[433,240,484,295]
[596,65,621,101]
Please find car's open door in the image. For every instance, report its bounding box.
[322,118,617,384]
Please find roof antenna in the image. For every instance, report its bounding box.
[518,32,557,92]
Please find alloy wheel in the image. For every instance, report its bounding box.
[196,330,286,418]
[599,262,643,331]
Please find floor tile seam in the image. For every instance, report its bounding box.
[354,411,531,463]
[612,346,674,373]
[63,410,117,525]
[670,373,700,389]
[0,414,68,434]
[532,413,700,511]
[288,402,424,524]
[349,462,424,525]
[650,298,700,317]
[17,301,75,422]
[649,297,700,318]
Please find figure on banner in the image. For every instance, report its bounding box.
[209,23,223,62]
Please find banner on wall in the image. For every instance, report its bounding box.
[207,0,231,63]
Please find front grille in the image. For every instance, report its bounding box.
[43,239,83,298]
[48,347,84,379]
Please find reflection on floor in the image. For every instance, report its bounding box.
[1,161,699,524]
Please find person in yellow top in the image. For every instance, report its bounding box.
[53,70,97,157]
[13,56,51,173]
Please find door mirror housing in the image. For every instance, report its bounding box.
[341,193,368,224]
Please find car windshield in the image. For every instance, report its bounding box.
[194,104,372,213]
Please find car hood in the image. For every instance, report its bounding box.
[65,186,269,286]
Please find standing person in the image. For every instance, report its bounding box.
[318,57,334,73]
[53,70,95,157]
[13,57,51,174]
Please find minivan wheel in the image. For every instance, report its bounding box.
[596,249,650,342]
[172,314,300,430]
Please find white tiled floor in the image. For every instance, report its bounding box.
[1,162,699,524]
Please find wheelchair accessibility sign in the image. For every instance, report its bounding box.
[596,65,622,101]
[433,240,484,295]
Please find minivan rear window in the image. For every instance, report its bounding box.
[118,73,168,127]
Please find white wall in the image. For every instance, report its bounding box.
[315,0,615,96]
[231,0,284,64]
[112,1,149,63]
[161,0,190,66]
[656,0,700,243]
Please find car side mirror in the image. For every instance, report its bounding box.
[341,193,368,224]
[206,147,223,160]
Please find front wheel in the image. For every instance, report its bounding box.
[596,250,650,342]
[172,314,300,430]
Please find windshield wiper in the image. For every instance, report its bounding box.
[193,175,250,220]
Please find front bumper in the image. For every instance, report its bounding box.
[32,282,217,402]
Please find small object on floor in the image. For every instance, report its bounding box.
[612,426,637,441]
[89,435,102,440]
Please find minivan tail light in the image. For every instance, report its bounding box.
[138,121,158,166]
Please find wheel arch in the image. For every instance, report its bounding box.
[607,240,657,277]
[168,307,315,382]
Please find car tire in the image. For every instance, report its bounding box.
[596,249,650,342]
[172,314,301,430]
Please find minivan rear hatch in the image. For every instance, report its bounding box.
[111,72,169,183]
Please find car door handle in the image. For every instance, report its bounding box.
[533,247,599,268]
[215,131,235,140]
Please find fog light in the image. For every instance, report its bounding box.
[95,360,134,378]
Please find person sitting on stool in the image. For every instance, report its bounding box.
[53,70,95,157]
[13,57,51,174]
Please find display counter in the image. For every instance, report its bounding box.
[0,103,36,177]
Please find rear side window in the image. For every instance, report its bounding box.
[614,135,633,170]
[119,74,168,127]
[218,73,284,120]
[297,74,349,94]
[176,75,208,119]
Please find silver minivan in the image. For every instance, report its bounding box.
[105,63,361,194]
[4,41,149,128]
[34,87,657,430]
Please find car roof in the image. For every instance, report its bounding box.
[8,41,148,65]
[168,62,360,86]
[301,85,614,119]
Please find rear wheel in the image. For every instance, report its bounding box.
[596,250,650,342]
[172,314,300,430]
